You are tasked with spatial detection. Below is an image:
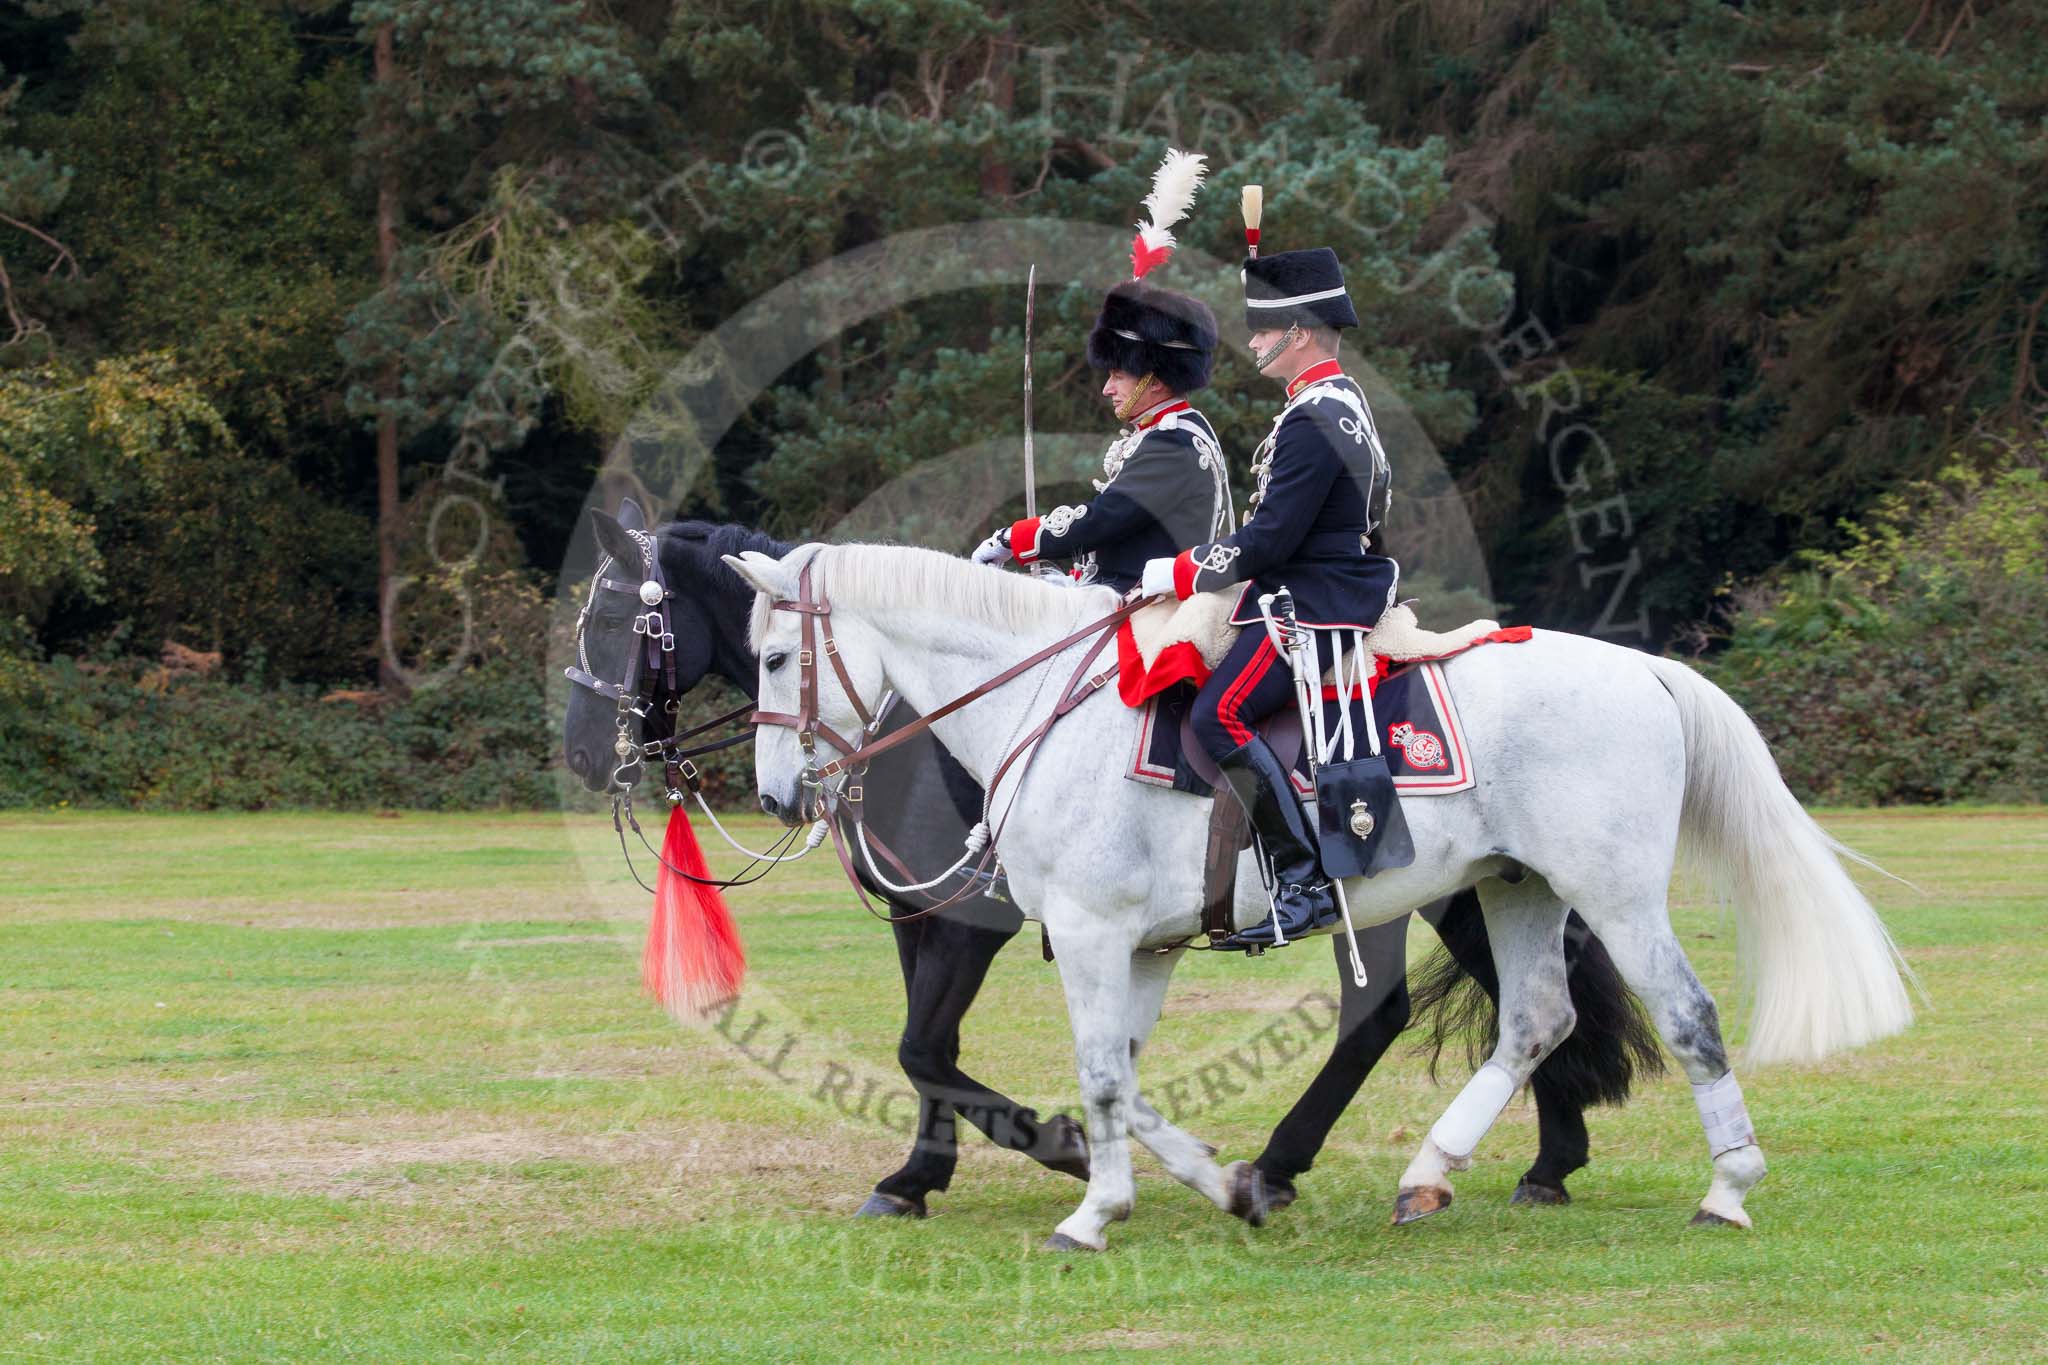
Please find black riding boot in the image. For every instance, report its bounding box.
[1215,738,1339,950]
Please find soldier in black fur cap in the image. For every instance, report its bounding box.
[1139,192,1399,950]
[973,151,1232,591]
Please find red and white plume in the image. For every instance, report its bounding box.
[1130,148,1208,280]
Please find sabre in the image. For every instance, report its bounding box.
[1022,263,1037,520]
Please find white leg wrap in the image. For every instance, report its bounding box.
[1427,1061,1518,1161]
[1692,1070,1757,1157]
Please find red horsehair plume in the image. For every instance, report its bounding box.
[643,804,746,1019]
[1130,148,1208,279]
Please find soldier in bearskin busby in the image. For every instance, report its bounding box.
[1139,197,1399,950]
[973,150,1232,591]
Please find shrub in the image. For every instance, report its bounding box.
[1702,439,2048,804]
[0,656,561,811]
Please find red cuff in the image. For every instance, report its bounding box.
[1008,517,1042,563]
[1171,549,1198,600]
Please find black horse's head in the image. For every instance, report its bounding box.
[560,504,786,794]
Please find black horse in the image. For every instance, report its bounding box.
[562,513,1661,1218]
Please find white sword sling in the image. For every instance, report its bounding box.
[1256,590,1373,988]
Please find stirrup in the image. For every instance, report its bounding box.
[1219,885,1339,952]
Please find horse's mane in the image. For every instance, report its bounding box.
[747,543,1116,650]
[659,519,791,567]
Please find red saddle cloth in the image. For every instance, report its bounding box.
[1120,619,1535,800]
[1115,618,1533,708]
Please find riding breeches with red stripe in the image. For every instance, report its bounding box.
[1190,625,1313,761]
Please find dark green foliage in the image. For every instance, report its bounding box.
[0,655,560,811]
[2,0,2042,805]
[1706,439,2048,804]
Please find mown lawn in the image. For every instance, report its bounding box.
[1,807,2043,1362]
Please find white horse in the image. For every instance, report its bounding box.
[726,543,1913,1251]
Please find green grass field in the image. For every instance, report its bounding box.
[2,808,2043,1362]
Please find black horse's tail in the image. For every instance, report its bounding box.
[1410,909,1664,1108]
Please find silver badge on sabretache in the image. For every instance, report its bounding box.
[1349,800,1375,839]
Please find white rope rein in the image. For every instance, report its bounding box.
[691,791,828,861]
[852,819,990,896]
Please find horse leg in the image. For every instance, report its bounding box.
[906,912,1089,1174]
[1246,913,1414,1220]
[864,911,1085,1219]
[1395,876,1575,1225]
[1427,891,1592,1205]
[1043,908,1144,1252]
[858,916,943,1217]
[1569,900,1767,1228]
[1119,948,1234,1213]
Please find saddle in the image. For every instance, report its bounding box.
[1119,595,1523,707]
[1115,594,1533,944]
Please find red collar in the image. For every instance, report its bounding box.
[1287,359,1344,398]
[1134,398,1190,430]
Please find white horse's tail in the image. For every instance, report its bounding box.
[1643,656,1914,1064]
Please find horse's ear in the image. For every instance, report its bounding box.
[615,496,647,533]
[588,508,643,566]
[722,551,791,599]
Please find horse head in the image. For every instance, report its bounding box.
[724,544,887,825]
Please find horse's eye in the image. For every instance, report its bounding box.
[765,652,788,673]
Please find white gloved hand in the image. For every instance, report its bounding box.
[1139,556,1177,598]
[971,530,1013,566]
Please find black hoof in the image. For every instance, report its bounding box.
[1261,1173,1299,1216]
[1040,1114,1090,1182]
[854,1191,927,1219]
[1224,1161,1269,1228]
[1392,1185,1452,1225]
[1042,1232,1096,1253]
[1688,1208,1744,1229]
[1510,1180,1571,1207]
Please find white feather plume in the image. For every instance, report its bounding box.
[1134,148,1208,254]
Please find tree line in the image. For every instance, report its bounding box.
[1,0,2042,804]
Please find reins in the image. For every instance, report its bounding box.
[572,534,1153,921]
[750,558,1150,923]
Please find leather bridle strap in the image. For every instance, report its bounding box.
[810,594,1152,781]
[747,561,874,762]
[744,553,1160,925]
[820,595,1135,926]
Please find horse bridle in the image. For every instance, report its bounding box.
[749,557,1148,922]
[564,530,758,794]
[565,526,683,786]
[745,559,887,820]
[565,529,793,889]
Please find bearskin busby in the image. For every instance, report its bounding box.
[1084,149,1219,396]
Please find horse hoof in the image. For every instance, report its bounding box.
[1042,1232,1097,1253]
[1511,1180,1570,1207]
[1224,1161,1269,1228]
[1689,1207,1750,1230]
[1262,1174,1298,1216]
[854,1192,927,1219]
[1392,1185,1452,1225]
[1041,1114,1091,1182]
